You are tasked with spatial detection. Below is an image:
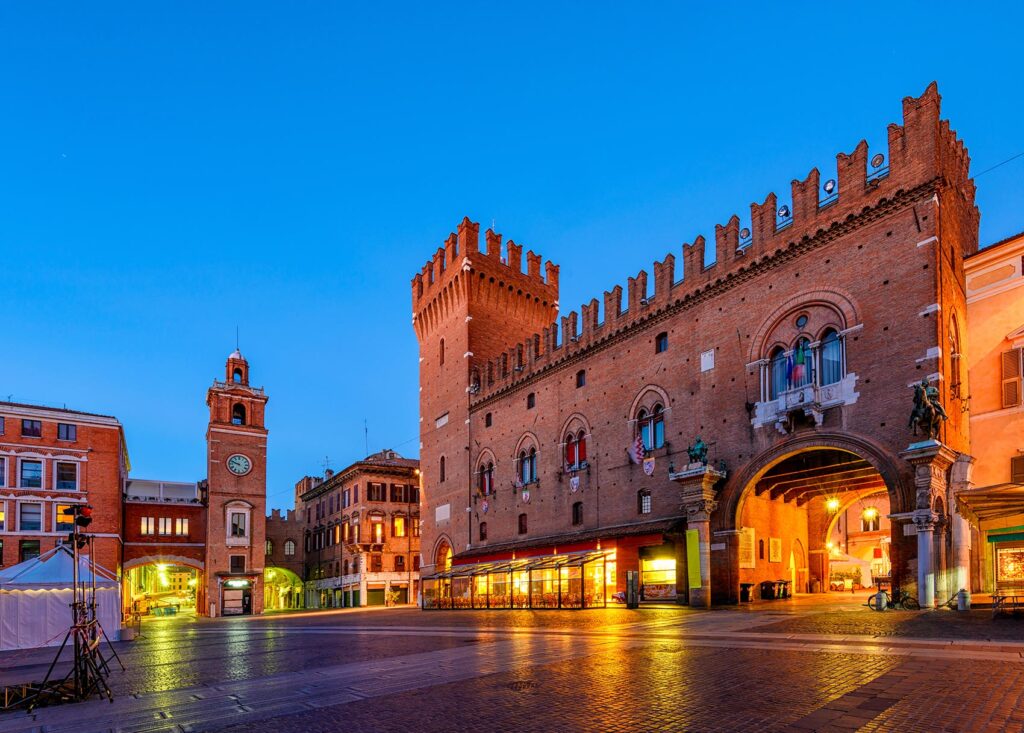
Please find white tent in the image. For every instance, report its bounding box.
[0,546,121,651]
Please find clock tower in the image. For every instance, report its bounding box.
[204,350,269,616]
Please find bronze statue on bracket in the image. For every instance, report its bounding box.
[686,436,708,465]
[909,379,947,440]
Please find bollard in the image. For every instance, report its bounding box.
[956,588,971,612]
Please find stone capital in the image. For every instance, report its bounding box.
[912,509,939,532]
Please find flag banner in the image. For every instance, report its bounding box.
[630,433,645,464]
[792,342,806,383]
[643,456,656,476]
[482,500,489,514]
[569,475,580,492]
[785,351,795,385]
[522,489,531,503]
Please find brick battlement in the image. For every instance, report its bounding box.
[411,217,560,342]
[467,82,977,404]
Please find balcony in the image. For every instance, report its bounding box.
[752,373,859,434]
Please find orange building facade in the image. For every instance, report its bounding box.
[413,84,979,609]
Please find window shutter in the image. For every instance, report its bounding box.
[1012,456,1024,485]
[1001,349,1022,408]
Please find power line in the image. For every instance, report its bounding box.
[975,150,1024,178]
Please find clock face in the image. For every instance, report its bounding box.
[227,454,252,476]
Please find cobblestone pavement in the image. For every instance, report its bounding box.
[0,603,1022,733]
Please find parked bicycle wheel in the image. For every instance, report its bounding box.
[902,596,920,611]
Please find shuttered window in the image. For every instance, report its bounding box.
[1012,456,1024,485]
[1002,349,1022,408]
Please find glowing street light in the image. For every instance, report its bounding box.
[826,497,841,512]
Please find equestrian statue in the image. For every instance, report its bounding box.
[909,379,948,439]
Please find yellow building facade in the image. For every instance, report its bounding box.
[962,230,1024,593]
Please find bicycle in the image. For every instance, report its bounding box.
[866,587,920,611]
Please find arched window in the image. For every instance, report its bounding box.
[769,347,788,399]
[637,490,652,515]
[655,332,668,354]
[564,430,588,470]
[439,338,445,366]
[439,456,446,483]
[284,539,295,556]
[231,403,246,426]
[637,404,665,450]
[819,329,843,386]
[233,368,244,383]
[518,513,528,535]
[479,522,488,541]
[436,540,452,571]
[572,501,583,526]
[949,319,963,398]
[519,447,538,485]
[791,337,812,389]
[478,462,494,495]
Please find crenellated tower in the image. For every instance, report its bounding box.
[412,218,559,572]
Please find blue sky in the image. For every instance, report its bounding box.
[2,3,1021,511]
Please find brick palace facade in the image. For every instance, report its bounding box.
[413,83,980,609]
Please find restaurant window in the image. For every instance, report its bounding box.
[20,540,40,562]
[370,553,383,572]
[637,490,652,515]
[572,501,583,526]
[57,423,77,441]
[56,462,78,490]
[655,332,668,354]
[284,539,295,556]
[20,460,43,489]
[54,504,74,532]
[230,512,248,538]
[229,555,245,573]
[518,513,528,535]
[637,405,665,451]
[479,522,488,541]
[19,502,42,532]
[393,514,407,538]
[576,370,586,388]
[176,517,189,536]
[21,419,42,438]
[141,516,155,535]
[395,555,406,572]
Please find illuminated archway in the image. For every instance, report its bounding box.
[263,566,304,611]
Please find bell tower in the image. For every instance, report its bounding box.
[204,349,269,616]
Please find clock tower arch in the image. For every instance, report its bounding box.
[204,349,269,616]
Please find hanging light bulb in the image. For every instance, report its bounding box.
[826,497,841,512]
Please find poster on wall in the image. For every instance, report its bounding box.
[769,537,782,563]
[739,527,756,569]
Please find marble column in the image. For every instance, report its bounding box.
[949,453,975,593]
[901,440,957,609]
[671,463,726,609]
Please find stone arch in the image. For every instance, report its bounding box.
[748,288,860,363]
[628,384,671,419]
[512,430,541,458]
[123,554,204,571]
[558,412,592,441]
[721,431,910,531]
[822,487,889,540]
[433,535,454,572]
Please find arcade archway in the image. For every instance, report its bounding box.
[123,557,204,619]
[732,441,904,601]
[263,566,303,611]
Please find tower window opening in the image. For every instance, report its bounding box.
[231,403,247,426]
[232,367,243,383]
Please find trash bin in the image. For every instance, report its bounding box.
[760,580,777,600]
[739,583,755,603]
[776,580,791,599]
[957,588,971,612]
